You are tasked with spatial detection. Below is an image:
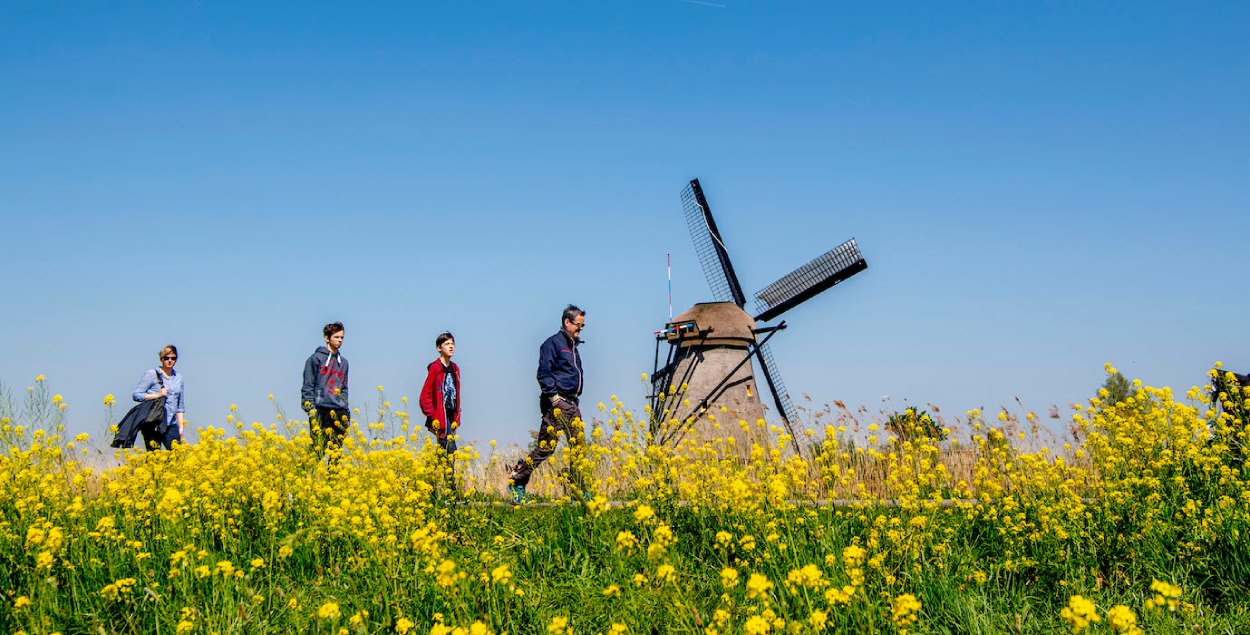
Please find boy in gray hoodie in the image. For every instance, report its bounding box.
[302,322,350,458]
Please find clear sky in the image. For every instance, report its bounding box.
[2,2,1248,448]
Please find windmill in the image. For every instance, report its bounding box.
[649,178,868,452]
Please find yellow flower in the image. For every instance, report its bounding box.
[602,584,621,597]
[786,564,823,589]
[1145,580,1183,612]
[318,601,341,620]
[25,526,45,548]
[842,545,865,568]
[99,578,137,602]
[1060,595,1101,632]
[103,394,116,406]
[14,596,31,609]
[176,621,195,634]
[720,567,739,589]
[250,558,266,569]
[431,558,469,587]
[1106,605,1141,634]
[808,610,828,630]
[655,563,675,583]
[587,495,609,517]
[491,564,512,585]
[547,616,571,635]
[633,504,655,524]
[395,617,414,634]
[746,573,773,600]
[653,524,675,547]
[743,615,770,635]
[891,594,922,633]
[616,531,638,551]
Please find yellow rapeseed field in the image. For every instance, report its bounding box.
[3,365,1250,633]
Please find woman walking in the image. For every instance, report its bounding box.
[132,344,185,450]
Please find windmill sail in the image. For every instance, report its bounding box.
[754,238,867,322]
[682,179,748,307]
[753,340,800,436]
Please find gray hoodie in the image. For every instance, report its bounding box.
[301,346,349,411]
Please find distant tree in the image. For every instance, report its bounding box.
[1210,369,1250,419]
[1210,368,1250,469]
[1100,371,1132,407]
[884,407,947,443]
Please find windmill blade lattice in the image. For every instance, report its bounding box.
[681,179,747,307]
[754,238,867,322]
[754,340,800,428]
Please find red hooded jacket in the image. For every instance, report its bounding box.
[419,360,460,438]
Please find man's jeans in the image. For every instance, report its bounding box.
[311,407,349,458]
[509,396,586,491]
[437,435,458,493]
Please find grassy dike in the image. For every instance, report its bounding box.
[3,367,1250,634]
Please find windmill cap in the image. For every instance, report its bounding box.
[671,302,756,345]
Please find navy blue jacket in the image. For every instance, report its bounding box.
[110,399,165,449]
[537,331,583,399]
[302,347,350,411]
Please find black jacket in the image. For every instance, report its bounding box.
[110,399,165,449]
[537,331,583,399]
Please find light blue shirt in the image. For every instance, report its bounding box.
[132,368,184,428]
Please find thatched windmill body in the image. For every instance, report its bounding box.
[649,179,868,450]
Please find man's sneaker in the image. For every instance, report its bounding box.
[507,484,527,505]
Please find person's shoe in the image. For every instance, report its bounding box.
[508,484,527,505]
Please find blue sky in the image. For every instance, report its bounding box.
[2,1,1247,447]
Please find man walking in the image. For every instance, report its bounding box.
[508,305,586,503]
[302,322,350,459]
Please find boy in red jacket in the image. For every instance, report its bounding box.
[420,332,461,488]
